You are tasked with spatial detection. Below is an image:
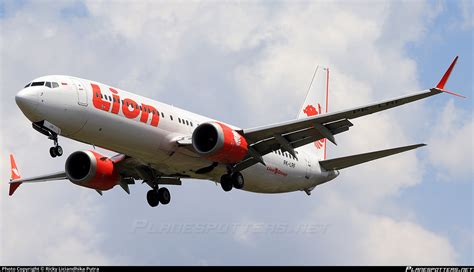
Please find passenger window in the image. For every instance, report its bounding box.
[24,83,31,88]
[45,82,51,88]
[31,82,45,87]
[161,112,164,118]
[186,120,189,126]
[190,122,193,127]
[52,82,59,88]
[178,118,181,123]
[170,115,173,121]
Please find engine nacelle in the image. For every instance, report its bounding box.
[192,122,248,164]
[65,150,119,190]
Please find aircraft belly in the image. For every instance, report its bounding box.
[239,156,314,193]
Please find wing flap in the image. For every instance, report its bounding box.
[319,143,426,171]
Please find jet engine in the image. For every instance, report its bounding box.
[192,122,248,164]
[65,150,119,190]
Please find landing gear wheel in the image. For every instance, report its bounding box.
[49,147,57,158]
[146,190,159,207]
[55,146,63,157]
[232,172,244,189]
[220,174,233,192]
[158,187,171,205]
[49,146,63,157]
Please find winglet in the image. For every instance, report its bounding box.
[9,154,22,196]
[433,56,465,98]
[436,56,458,89]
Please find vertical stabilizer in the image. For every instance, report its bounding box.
[297,65,330,160]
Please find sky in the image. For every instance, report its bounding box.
[0,0,472,266]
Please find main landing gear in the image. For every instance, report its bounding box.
[146,186,171,207]
[48,134,63,158]
[220,172,244,192]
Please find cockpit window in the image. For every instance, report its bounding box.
[24,81,60,88]
[31,81,45,87]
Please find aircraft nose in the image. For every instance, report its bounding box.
[15,88,40,120]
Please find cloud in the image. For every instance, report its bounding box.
[426,100,474,181]
[459,0,474,30]
[300,193,458,265]
[1,186,112,265]
[1,0,469,265]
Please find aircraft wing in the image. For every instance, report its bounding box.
[232,56,462,172]
[319,143,426,170]
[9,172,67,184]
[8,153,181,196]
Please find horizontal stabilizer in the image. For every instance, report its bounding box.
[319,143,426,171]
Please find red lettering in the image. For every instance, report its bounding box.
[109,88,120,114]
[92,83,111,112]
[91,83,160,127]
[140,104,160,127]
[122,98,140,119]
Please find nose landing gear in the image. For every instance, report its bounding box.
[48,135,63,158]
[32,121,63,158]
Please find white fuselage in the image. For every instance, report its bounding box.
[16,75,338,193]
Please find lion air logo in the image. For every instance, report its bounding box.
[303,104,321,117]
[303,103,325,149]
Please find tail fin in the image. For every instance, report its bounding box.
[9,154,22,196]
[297,65,330,160]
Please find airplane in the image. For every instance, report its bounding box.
[8,56,463,207]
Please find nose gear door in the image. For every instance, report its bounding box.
[71,78,88,106]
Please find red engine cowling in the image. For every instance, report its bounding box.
[65,150,119,190]
[192,122,248,164]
